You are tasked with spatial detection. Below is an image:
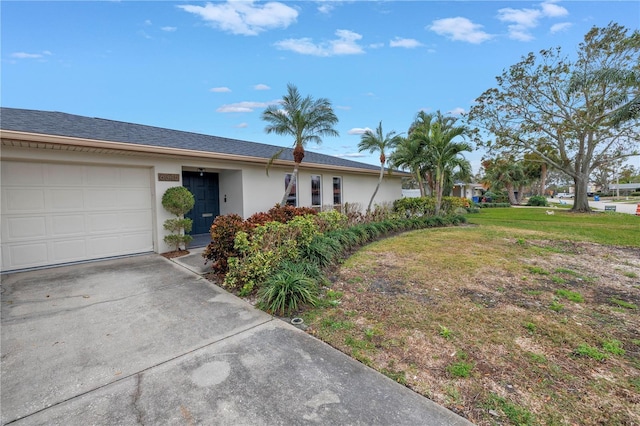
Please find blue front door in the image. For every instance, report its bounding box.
[182,171,220,235]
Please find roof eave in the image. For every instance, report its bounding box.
[0,130,408,176]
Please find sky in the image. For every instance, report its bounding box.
[2,0,639,172]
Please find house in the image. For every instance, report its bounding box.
[1,108,405,272]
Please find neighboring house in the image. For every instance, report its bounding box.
[1,108,405,272]
[451,182,484,200]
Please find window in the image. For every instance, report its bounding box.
[284,174,297,206]
[311,175,322,207]
[333,177,342,206]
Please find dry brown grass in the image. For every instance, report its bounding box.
[303,226,640,425]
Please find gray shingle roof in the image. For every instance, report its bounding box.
[0,107,382,172]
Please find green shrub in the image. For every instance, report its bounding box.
[162,186,195,216]
[393,196,469,217]
[314,210,349,232]
[527,195,548,206]
[302,235,343,267]
[257,266,319,316]
[203,214,249,274]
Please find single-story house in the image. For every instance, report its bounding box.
[1,107,405,272]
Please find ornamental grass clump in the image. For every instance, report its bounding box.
[258,264,319,316]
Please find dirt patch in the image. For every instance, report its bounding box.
[305,238,640,426]
[160,250,190,259]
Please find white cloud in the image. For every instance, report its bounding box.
[389,37,423,49]
[178,1,298,36]
[275,29,365,56]
[497,1,570,41]
[429,17,493,44]
[254,84,270,90]
[336,105,352,111]
[550,22,572,34]
[210,87,232,93]
[161,26,177,32]
[235,122,249,128]
[216,100,280,113]
[144,19,152,26]
[541,1,569,18]
[348,127,372,135]
[368,42,385,49]
[317,3,334,15]
[11,51,52,59]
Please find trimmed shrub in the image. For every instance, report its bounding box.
[527,195,548,206]
[161,186,195,251]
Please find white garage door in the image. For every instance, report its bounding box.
[1,161,154,272]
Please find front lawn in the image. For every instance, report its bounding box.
[303,208,640,425]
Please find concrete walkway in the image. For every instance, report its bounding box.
[1,253,472,425]
[548,197,639,215]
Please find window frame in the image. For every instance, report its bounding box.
[284,173,298,206]
[332,176,342,207]
[311,174,322,208]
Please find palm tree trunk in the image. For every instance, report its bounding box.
[506,184,518,205]
[434,167,443,215]
[367,163,384,213]
[280,162,300,206]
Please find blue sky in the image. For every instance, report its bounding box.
[3,1,639,172]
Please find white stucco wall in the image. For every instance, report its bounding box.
[1,144,405,258]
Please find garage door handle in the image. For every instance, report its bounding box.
[202,213,213,218]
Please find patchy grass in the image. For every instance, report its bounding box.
[304,208,640,425]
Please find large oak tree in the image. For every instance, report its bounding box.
[468,23,639,212]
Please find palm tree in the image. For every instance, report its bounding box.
[390,137,427,196]
[408,111,472,215]
[262,84,339,206]
[358,122,402,212]
[482,157,529,205]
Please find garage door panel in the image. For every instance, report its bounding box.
[86,167,119,186]
[52,240,87,262]
[120,167,150,186]
[52,215,86,236]
[120,211,152,231]
[2,162,45,186]
[88,212,120,232]
[85,189,119,210]
[119,189,152,209]
[6,216,47,239]
[5,243,49,268]
[87,236,121,256]
[50,189,85,210]
[5,189,46,212]
[121,232,155,251]
[47,163,84,186]
[1,161,153,272]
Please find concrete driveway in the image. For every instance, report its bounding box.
[1,254,471,425]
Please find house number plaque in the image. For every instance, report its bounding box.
[158,173,180,182]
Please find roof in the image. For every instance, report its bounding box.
[0,107,383,173]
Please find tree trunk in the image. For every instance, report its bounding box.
[434,168,443,215]
[367,163,384,213]
[516,185,525,204]
[539,163,548,196]
[506,184,518,205]
[280,162,300,206]
[571,174,591,212]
